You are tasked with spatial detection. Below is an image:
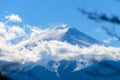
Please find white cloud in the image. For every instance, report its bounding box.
[94,27,103,33]
[0,22,6,33]
[103,39,112,43]
[5,14,22,22]
[29,25,68,41]
[0,20,25,45]
[8,26,25,35]
[103,38,118,43]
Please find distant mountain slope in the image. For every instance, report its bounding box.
[6,60,120,80]
[61,27,101,46]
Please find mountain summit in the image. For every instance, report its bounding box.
[33,25,101,46]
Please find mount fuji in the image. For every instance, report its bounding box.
[0,25,120,80]
[27,25,102,46]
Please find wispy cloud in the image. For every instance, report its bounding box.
[103,39,112,43]
[5,14,22,22]
[103,38,118,43]
[94,27,103,33]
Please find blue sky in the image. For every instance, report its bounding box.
[0,0,120,47]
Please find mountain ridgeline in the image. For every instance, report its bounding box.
[61,27,101,46]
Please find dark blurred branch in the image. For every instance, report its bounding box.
[78,8,120,24]
[0,71,10,80]
[78,8,99,22]
[77,8,120,41]
[103,26,120,40]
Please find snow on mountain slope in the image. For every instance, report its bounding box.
[29,24,101,47]
[61,27,101,46]
[0,15,120,80]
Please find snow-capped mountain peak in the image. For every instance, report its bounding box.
[29,25,101,47]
